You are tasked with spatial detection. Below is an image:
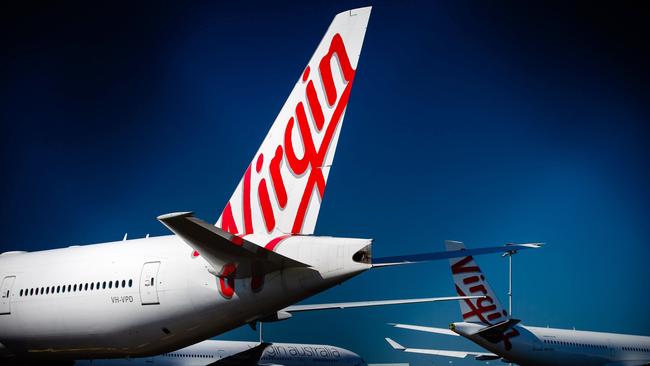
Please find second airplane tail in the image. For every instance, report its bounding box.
[446,240,509,326]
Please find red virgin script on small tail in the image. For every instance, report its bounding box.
[453,255,519,350]
[220,33,356,235]
[452,256,506,324]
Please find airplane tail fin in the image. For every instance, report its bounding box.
[216,7,372,237]
[446,240,509,326]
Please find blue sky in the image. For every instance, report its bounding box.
[2,1,649,364]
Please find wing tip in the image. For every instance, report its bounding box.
[385,338,405,351]
[157,211,194,221]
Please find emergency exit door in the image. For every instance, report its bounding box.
[139,262,161,305]
[0,276,16,315]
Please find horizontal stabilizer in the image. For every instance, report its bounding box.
[373,243,543,267]
[158,212,308,278]
[283,296,482,313]
[389,323,460,336]
[476,318,521,343]
[385,338,497,359]
[205,342,269,366]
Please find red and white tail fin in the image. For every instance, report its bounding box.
[217,7,372,237]
[446,241,509,325]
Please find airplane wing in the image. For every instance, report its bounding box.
[372,243,543,267]
[158,212,308,278]
[389,323,460,336]
[385,338,499,360]
[283,296,481,313]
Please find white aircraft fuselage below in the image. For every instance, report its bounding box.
[74,339,366,366]
[0,234,370,359]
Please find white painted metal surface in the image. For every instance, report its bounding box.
[0,276,16,315]
[140,261,161,305]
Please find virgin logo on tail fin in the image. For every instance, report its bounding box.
[217,7,372,237]
[445,241,508,326]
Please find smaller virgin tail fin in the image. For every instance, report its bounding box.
[446,240,509,326]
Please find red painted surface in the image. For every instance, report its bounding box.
[218,263,237,299]
[219,33,356,235]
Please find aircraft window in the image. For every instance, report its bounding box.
[41,287,45,294]
[73,284,77,292]
[90,283,94,290]
[151,277,154,286]
[122,280,126,288]
[102,281,106,289]
[109,281,113,289]
[129,279,133,287]
[67,284,71,292]
[84,283,88,291]
[46,287,49,294]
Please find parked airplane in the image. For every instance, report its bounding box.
[0,6,538,363]
[386,241,650,366]
[75,339,366,366]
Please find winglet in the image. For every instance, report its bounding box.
[385,338,405,351]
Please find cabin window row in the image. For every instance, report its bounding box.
[623,346,649,353]
[163,353,214,359]
[18,279,133,297]
[543,339,607,350]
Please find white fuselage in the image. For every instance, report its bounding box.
[0,235,371,360]
[75,339,366,366]
[454,322,650,366]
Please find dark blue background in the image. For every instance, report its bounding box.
[2,1,649,364]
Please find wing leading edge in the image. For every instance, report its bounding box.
[373,242,543,267]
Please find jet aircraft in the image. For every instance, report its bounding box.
[0,6,537,364]
[387,241,650,366]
